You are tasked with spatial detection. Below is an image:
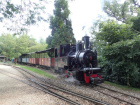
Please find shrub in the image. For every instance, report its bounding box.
[100,36,140,87]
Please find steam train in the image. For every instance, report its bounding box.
[18,35,104,84]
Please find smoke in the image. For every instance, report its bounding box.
[65,76,76,82]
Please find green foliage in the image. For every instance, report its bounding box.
[46,35,53,48]
[103,0,140,23]
[0,34,16,59]
[96,0,140,88]
[91,20,137,55]
[131,16,140,32]
[130,0,140,8]
[39,38,46,45]
[91,19,140,88]
[102,36,140,87]
[48,0,76,48]
[96,20,135,45]
[0,0,48,34]
[29,43,47,52]
[91,0,140,88]
[0,34,47,59]
[17,65,56,79]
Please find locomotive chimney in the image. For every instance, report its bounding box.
[83,36,89,50]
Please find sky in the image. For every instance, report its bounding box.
[29,0,106,41]
[0,0,107,42]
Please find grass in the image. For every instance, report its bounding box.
[17,65,56,79]
[105,81,140,91]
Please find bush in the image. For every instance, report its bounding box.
[100,36,140,88]
[93,20,140,88]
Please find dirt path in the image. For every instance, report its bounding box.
[0,65,68,105]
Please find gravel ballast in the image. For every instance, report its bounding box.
[15,65,140,105]
[0,65,69,105]
[1,64,140,105]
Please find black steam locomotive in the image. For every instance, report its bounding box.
[18,35,104,85]
[54,35,104,84]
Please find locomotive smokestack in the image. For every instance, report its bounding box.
[83,36,89,50]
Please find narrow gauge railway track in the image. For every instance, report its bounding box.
[28,64,140,105]
[12,66,110,105]
[5,63,140,105]
[0,70,80,105]
[96,84,140,100]
[16,63,140,104]
[91,85,140,105]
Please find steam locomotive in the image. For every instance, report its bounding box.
[18,35,104,84]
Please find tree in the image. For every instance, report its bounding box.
[29,43,47,52]
[15,35,37,58]
[0,0,48,35]
[48,0,76,48]
[131,0,140,8]
[95,20,136,45]
[39,38,46,45]
[0,34,16,59]
[0,34,47,59]
[131,15,140,32]
[46,35,53,48]
[91,19,140,87]
[103,0,140,23]
[90,0,140,88]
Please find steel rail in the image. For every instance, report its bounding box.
[31,79,109,105]
[5,64,139,105]
[0,70,80,105]
[16,65,140,105]
[92,88,137,105]
[97,84,140,100]
[13,66,110,105]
